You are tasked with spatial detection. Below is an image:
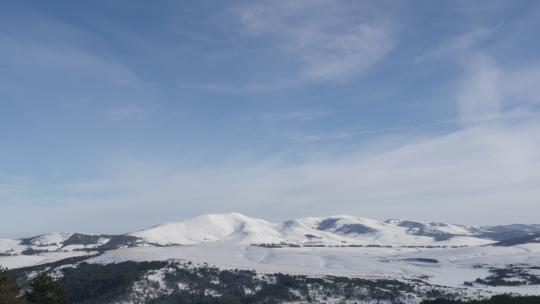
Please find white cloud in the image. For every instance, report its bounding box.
[235,0,397,82]
[41,120,539,228]
[502,64,540,105]
[3,119,539,236]
[0,32,140,87]
[3,10,540,236]
[88,54,540,225]
[457,53,502,126]
[106,106,146,121]
[3,52,540,235]
[415,26,498,62]
[260,109,332,123]
[456,52,540,125]
[178,80,296,94]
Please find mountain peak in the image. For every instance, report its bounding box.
[127,213,494,247]
[130,212,281,245]
[4,213,540,261]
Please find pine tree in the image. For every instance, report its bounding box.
[0,266,24,304]
[26,273,66,304]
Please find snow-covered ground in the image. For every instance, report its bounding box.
[0,238,27,255]
[0,251,92,269]
[2,212,539,298]
[3,242,539,298]
[0,213,499,258]
[87,243,540,293]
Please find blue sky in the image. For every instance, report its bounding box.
[1,0,540,237]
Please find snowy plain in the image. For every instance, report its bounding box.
[2,213,540,297]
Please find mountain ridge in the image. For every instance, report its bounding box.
[2,212,540,258]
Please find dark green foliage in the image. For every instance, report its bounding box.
[26,274,66,304]
[150,264,417,304]
[6,254,99,286]
[404,258,439,264]
[473,265,540,286]
[18,234,140,257]
[59,261,167,304]
[0,267,24,304]
[493,233,540,246]
[421,294,540,304]
[96,235,139,251]
[16,260,443,303]
[14,260,536,304]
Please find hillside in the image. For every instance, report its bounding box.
[2,213,540,303]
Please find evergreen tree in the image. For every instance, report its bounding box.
[26,274,66,304]
[0,266,23,304]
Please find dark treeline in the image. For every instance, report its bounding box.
[60,261,167,303]
[0,266,66,304]
[2,262,540,304]
[421,294,540,304]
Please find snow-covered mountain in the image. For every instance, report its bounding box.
[130,213,284,245]
[129,213,514,247]
[0,232,137,257]
[2,213,539,258]
[2,213,540,303]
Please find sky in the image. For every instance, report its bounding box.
[1,0,540,237]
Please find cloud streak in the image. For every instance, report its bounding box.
[3,48,540,237]
[106,106,146,121]
[2,1,540,238]
[235,0,397,82]
[8,120,538,235]
[457,53,502,126]
[415,26,499,62]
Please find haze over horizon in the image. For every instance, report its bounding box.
[2,0,540,238]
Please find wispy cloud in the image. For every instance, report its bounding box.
[0,30,140,88]
[4,53,540,235]
[235,1,397,82]
[502,64,540,105]
[417,26,540,127]
[180,1,397,94]
[178,80,297,95]
[106,106,146,121]
[260,109,333,123]
[456,52,540,126]
[281,119,458,144]
[3,1,540,237]
[415,26,499,62]
[457,52,502,126]
[13,121,538,233]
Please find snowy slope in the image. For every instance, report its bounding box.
[130,213,493,247]
[0,232,133,258]
[2,212,540,299]
[22,232,74,251]
[87,242,540,292]
[0,239,26,255]
[287,216,491,246]
[0,233,75,255]
[130,213,285,245]
[2,212,538,274]
[0,212,516,261]
[1,213,514,254]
